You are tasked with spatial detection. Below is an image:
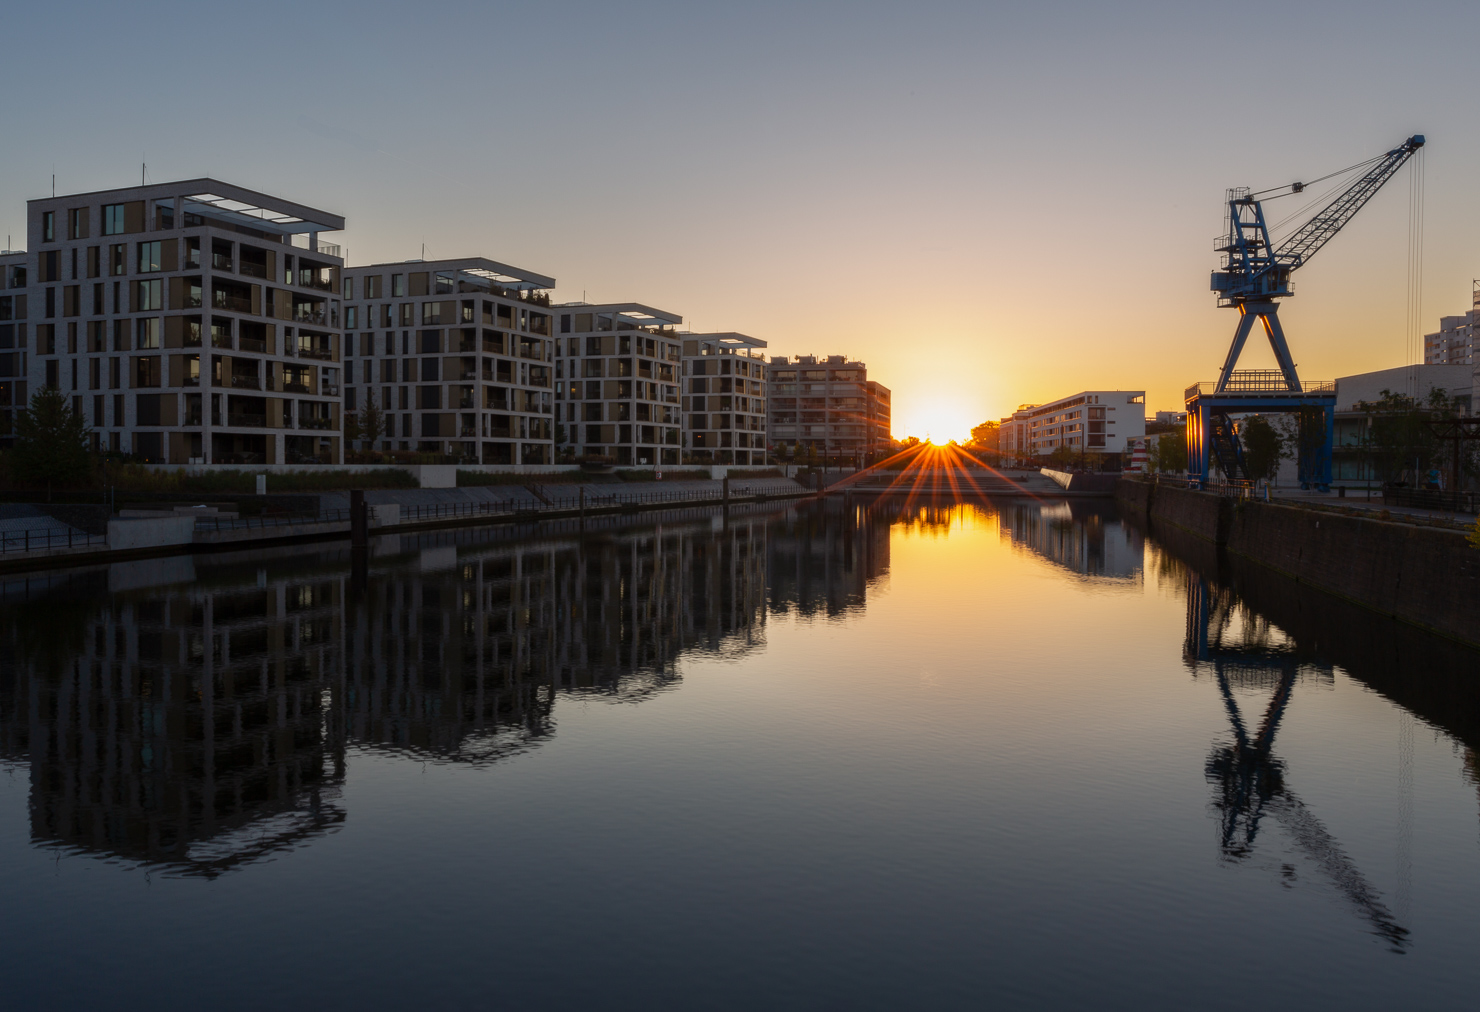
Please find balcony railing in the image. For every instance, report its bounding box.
[296,345,333,360]
[299,417,334,430]
[213,292,252,314]
[293,309,327,325]
[226,413,267,428]
[230,376,260,389]
[297,276,333,292]
[239,261,269,279]
[284,382,311,394]
[212,255,233,272]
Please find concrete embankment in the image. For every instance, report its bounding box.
[1117,478,1480,646]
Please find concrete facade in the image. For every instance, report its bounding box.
[767,355,889,461]
[553,303,683,467]
[22,179,346,465]
[0,250,26,450]
[340,258,558,465]
[684,333,769,466]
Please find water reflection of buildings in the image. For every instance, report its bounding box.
[998,501,1143,582]
[766,498,890,620]
[344,514,769,765]
[0,508,773,874]
[0,568,347,878]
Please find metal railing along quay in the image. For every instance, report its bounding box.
[0,527,108,554]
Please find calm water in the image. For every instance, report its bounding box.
[3,498,1479,1010]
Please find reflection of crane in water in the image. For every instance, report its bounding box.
[1186,576,1410,953]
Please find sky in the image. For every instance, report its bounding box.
[2,0,1477,442]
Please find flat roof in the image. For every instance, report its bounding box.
[349,256,555,291]
[553,302,683,325]
[684,331,767,349]
[32,178,343,234]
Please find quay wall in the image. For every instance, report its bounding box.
[1118,478,1480,646]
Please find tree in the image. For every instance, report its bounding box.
[970,420,1000,450]
[12,387,91,497]
[1047,444,1076,470]
[357,388,387,449]
[1356,388,1459,485]
[1148,427,1187,473]
[1239,414,1286,483]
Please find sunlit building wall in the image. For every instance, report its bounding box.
[998,390,1146,462]
[767,355,890,461]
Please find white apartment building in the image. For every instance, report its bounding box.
[553,303,684,466]
[21,179,346,464]
[340,258,557,464]
[998,390,1146,462]
[682,333,769,466]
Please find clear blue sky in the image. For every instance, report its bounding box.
[3,0,1476,437]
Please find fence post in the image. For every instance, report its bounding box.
[579,486,586,523]
[350,489,367,548]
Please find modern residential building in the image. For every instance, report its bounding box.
[766,355,890,462]
[0,249,26,449]
[1424,309,1475,366]
[997,390,1146,463]
[552,302,684,466]
[340,257,557,464]
[683,333,769,466]
[22,179,346,464]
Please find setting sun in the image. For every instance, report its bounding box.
[897,401,978,446]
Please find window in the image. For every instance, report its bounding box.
[69,208,87,239]
[137,241,162,273]
[42,211,55,242]
[391,274,405,297]
[422,302,442,325]
[345,306,358,329]
[342,276,355,299]
[102,204,126,235]
[110,244,126,276]
[134,356,161,387]
[135,279,163,311]
[135,318,160,349]
[365,275,381,299]
[435,272,454,294]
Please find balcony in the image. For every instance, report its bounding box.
[284,380,311,394]
[296,343,333,360]
[213,291,251,314]
[239,260,268,279]
[212,254,233,272]
[226,413,266,428]
[299,417,334,430]
[231,376,260,390]
[293,308,327,325]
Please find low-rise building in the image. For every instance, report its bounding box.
[767,355,889,462]
[22,178,346,464]
[341,257,557,464]
[998,390,1146,464]
[1328,363,1473,484]
[683,333,769,466]
[553,303,684,467]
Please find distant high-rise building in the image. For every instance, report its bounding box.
[1423,308,1475,366]
[766,355,890,462]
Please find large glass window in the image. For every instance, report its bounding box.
[135,279,163,311]
[102,204,126,235]
[137,241,162,273]
[42,211,55,242]
[135,318,160,349]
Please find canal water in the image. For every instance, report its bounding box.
[2,498,1478,1010]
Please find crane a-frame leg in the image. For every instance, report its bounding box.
[1216,301,1301,392]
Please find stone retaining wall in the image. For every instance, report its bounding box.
[1117,478,1480,646]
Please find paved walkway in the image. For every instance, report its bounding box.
[1264,486,1476,527]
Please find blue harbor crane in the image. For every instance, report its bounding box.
[1187,135,1425,490]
